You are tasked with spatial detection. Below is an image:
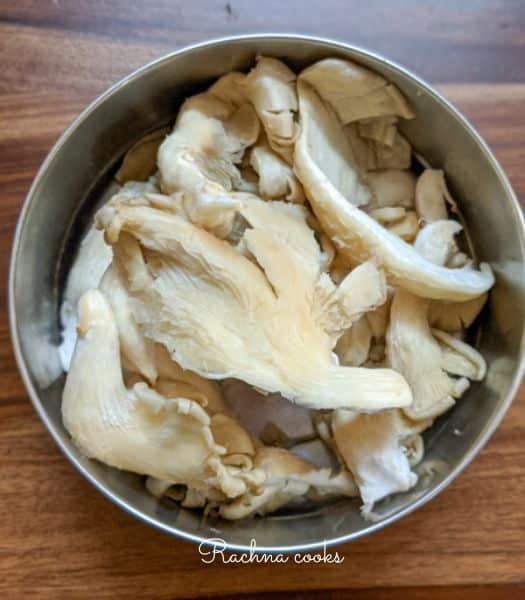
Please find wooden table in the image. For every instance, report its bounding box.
[1,2,524,598]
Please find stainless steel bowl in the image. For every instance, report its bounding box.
[9,34,525,553]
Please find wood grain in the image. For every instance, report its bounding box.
[0,1,524,598]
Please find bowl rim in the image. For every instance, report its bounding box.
[8,32,525,554]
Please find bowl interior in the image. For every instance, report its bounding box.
[10,35,525,552]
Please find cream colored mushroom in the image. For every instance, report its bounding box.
[432,328,487,380]
[96,196,412,411]
[357,116,398,146]
[243,57,299,163]
[346,123,412,171]
[249,136,305,203]
[365,291,393,339]
[294,81,494,301]
[290,81,370,208]
[64,289,264,502]
[157,75,260,236]
[366,169,416,209]
[331,409,426,514]
[385,210,419,242]
[153,361,225,418]
[299,58,414,123]
[429,293,487,332]
[413,219,462,266]
[99,261,158,384]
[369,206,406,224]
[415,169,457,222]
[116,126,169,184]
[321,260,388,341]
[386,289,466,420]
[219,447,356,519]
[385,213,485,420]
[335,316,373,366]
[63,289,226,488]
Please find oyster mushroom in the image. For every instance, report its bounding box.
[385,215,485,420]
[249,136,305,203]
[293,81,494,301]
[369,206,407,224]
[116,126,169,184]
[385,210,419,242]
[346,123,412,171]
[219,447,356,519]
[366,169,416,208]
[300,58,414,123]
[432,328,487,380]
[99,260,157,384]
[357,115,398,146]
[429,293,487,332]
[321,260,388,341]
[290,80,370,208]
[153,343,226,415]
[413,219,462,266]
[415,169,457,223]
[335,316,373,366]
[62,289,225,487]
[243,57,299,163]
[158,91,259,194]
[96,196,412,411]
[386,289,466,420]
[331,408,427,514]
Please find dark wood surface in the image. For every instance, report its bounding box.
[1,1,524,598]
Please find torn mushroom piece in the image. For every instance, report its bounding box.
[249,136,305,203]
[289,79,370,208]
[331,409,427,515]
[243,57,299,164]
[219,447,356,519]
[384,210,419,242]
[153,344,227,416]
[357,116,398,146]
[321,260,387,343]
[366,169,416,209]
[335,316,373,367]
[300,58,414,123]
[387,288,469,420]
[62,289,242,495]
[99,260,158,384]
[116,126,169,184]
[346,123,412,171]
[432,328,487,381]
[429,293,487,332]
[96,196,412,411]
[210,413,256,469]
[415,169,458,223]
[158,75,259,194]
[294,81,494,301]
[413,220,462,266]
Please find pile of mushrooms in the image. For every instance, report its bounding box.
[59,56,493,519]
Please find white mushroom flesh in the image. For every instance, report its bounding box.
[294,81,494,301]
[58,55,495,521]
[300,58,414,123]
[96,197,411,411]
